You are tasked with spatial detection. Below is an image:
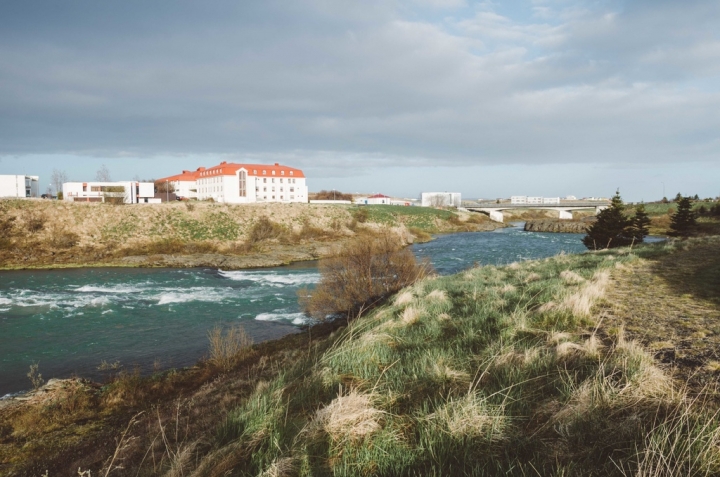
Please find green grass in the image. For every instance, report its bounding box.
[189,239,720,476]
[628,201,717,217]
[357,205,456,231]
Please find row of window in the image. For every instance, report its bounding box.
[256,187,294,192]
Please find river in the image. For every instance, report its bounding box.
[0,224,602,396]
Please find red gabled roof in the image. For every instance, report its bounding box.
[368,194,391,199]
[157,162,305,182]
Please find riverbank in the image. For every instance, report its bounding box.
[3,236,719,475]
[0,200,502,270]
[524,218,592,233]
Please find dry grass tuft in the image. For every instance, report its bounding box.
[559,270,610,317]
[429,394,506,441]
[556,341,584,358]
[431,362,471,384]
[310,390,384,443]
[437,313,451,321]
[394,291,414,306]
[560,270,585,284]
[258,457,298,477]
[208,325,253,371]
[400,306,422,325]
[426,289,448,302]
[523,272,541,283]
[499,284,517,294]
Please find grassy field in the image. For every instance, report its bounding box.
[4,237,720,475]
[0,200,496,269]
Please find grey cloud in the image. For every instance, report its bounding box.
[0,0,718,171]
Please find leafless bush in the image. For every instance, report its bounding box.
[208,324,253,371]
[52,230,80,249]
[300,232,431,320]
[24,210,46,233]
[27,362,44,391]
[352,208,369,224]
[310,190,353,201]
[247,216,285,244]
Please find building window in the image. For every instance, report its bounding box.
[290,187,294,192]
[290,195,295,199]
[280,195,284,199]
[263,187,267,192]
[239,170,247,197]
[281,171,284,175]
[272,195,275,199]
[272,178,275,183]
[290,171,293,176]
[272,171,275,175]
[263,178,267,183]
[254,170,257,174]
[263,170,266,175]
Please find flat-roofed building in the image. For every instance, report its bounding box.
[63,182,159,203]
[0,175,39,198]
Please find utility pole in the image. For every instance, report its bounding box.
[166,180,169,203]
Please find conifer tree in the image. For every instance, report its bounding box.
[668,196,697,237]
[631,203,652,242]
[582,190,634,250]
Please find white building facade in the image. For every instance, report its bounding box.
[421,192,461,208]
[158,162,308,204]
[510,196,559,205]
[0,175,39,198]
[63,182,158,203]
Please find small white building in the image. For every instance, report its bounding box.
[527,197,543,205]
[63,182,159,204]
[157,162,308,204]
[0,175,39,198]
[356,194,392,205]
[421,192,461,208]
[542,197,560,204]
[510,196,527,204]
[565,195,577,201]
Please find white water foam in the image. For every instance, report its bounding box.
[255,311,310,325]
[219,270,320,286]
[155,287,236,305]
[75,285,144,294]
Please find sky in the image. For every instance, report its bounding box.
[0,0,719,201]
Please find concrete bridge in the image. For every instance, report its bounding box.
[466,201,609,223]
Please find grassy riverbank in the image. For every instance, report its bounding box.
[3,236,720,475]
[0,200,498,270]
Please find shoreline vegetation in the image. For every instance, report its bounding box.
[0,200,501,271]
[2,235,720,475]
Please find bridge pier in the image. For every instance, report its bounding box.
[558,210,573,220]
[489,210,504,223]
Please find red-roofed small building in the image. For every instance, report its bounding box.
[157,162,308,203]
[356,194,392,205]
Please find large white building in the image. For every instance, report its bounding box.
[63,181,159,203]
[421,192,461,208]
[0,175,39,198]
[157,162,308,203]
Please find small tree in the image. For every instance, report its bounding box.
[96,164,112,182]
[630,203,652,241]
[668,196,697,237]
[50,169,69,196]
[674,192,683,203]
[582,190,634,250]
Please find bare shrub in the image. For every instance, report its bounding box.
[352,208,369,223]
[52,230,80,249]
[560,270,585,284]
[301,232,431,320]
[27,362,44,391]
[311,190,353,201]
[394,291,414,306]
[24,210,46,233]
[247,216,285,244]
[208,324,253,371]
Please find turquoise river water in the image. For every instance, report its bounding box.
[1,224,610,396]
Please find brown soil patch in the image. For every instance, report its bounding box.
[600,239,720,389]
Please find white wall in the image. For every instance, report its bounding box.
[63,182,155,204]
[0,175,39,198]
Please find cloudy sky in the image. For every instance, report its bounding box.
[1,0,719,201]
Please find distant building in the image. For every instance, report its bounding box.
[511,196,560,205]
[63,181,159,204]
[356,194,392,205]
[421,192,461,208]
[0,175,39,198]
[156,161,308,203]
[565,195,577,200]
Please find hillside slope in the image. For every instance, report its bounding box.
[0,201,498,270]
[3,237,720,475]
